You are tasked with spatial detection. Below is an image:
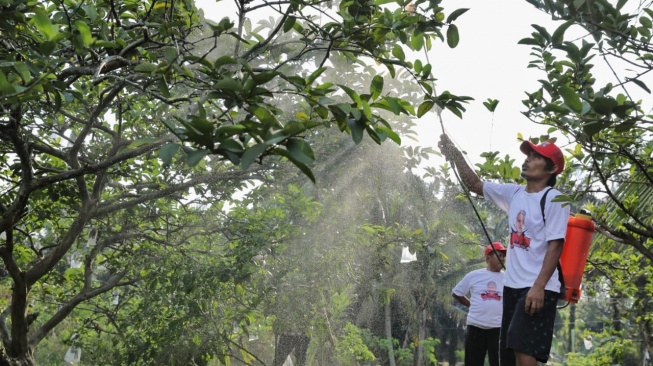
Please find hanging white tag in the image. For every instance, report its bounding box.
[400,246,417,263]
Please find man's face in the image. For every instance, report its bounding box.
[521,151,552,181]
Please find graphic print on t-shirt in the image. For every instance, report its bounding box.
[509,209,530,250]
[480,281,502,301]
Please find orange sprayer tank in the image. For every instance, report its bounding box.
[559,212,595,303]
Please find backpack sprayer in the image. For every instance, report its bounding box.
[559,212,595,303]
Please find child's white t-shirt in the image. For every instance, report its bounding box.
[452,268,504,329]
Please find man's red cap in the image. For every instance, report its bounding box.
[520,140,565,174]
[485,242,507,256]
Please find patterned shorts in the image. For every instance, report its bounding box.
[500,287,558,364]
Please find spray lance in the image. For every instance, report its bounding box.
[435,115,506,269]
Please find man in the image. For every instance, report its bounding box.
[452,242,507,366]
[439,134,569,366]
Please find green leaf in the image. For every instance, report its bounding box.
[362,100,373,120]
[483,99,499,112]
[186,149,209,167]
[216,124,247,136]
[411,30,424,51]
[214,77,243,92]
[134,63,158,73]
[39,41,57,56]
[446,8,469,23]
[531,24,551,42]
[590,96,617,115]
[518,37,542,46]
[306,67,326,86]
[414,59,423,74]
[283,16,296,32]
[157,78,171,98]
[543,103,570,114]
[417,101,434,117]
[628,78,651,94]
[392,45,406,61]
[218,139,245,153]
[375,125,401,144]
[287,76,306,87]
[127,138,160,149]
[644,8,653,19]
[250,105,278,126]
[347,119,364,144]
[163,47,178,63]
[240,143,268,169]
[370,75,384,100]
[551,19,574,45]
[275,149,315,182]
[640,16,652,29]
[159,143,180,165]
[74,20,94,46]
[13,63,31,84]
[252,71,279,85]
[446,24,459,48]
[560,85,582,113]
[32,12,59,41]
[339,84,362,106]
[0,71,17,96]
[264,131,290,145]
[214,55,239,69]
[286,139,315,165]
[421,63,432,79]
[582,121,610,137]
[386,97,402,114]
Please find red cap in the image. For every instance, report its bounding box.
[485,242,507,256]
[520,140,565,174]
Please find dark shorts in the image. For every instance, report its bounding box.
[500,287,558,365]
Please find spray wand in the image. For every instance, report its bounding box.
[436,113,506,270]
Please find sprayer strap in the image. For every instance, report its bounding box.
[540,187,554,225]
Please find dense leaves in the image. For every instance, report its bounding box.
[0,0,475,363]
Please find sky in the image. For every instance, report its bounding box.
[415,0,563,165]
[196,0,580,166]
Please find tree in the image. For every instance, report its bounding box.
[0,0,475,363]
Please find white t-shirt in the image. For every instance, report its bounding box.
[452,268,504,329]
[483,182,569,292]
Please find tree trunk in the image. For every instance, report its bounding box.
[416,307,426,366]
[0,352,36,366]
[384,301,397,366]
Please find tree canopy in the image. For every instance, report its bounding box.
[3,0,653,364]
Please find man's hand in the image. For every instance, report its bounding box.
[524,286,545,316]
[438,134,460,162]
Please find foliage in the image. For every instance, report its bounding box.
[1,0,473,183]
[335,322,376,365]
[420,337,440,365]
[0,0,477,362]
[566,332,639,366]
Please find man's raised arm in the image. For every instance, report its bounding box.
[438,134,484,196]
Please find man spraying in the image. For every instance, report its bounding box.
[439,134,569,366]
